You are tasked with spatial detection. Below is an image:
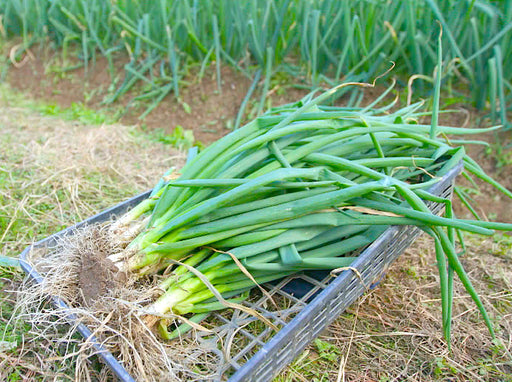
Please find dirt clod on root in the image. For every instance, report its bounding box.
[79,249,121,305]
[52,223,126,305]
[17,223,220,382]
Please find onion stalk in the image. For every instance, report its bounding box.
[108,83,512,343]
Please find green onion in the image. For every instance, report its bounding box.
[107,82,511,343]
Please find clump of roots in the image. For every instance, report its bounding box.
[12,223,222,382]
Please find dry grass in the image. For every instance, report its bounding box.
[277,235,512,382]
[0,93,186,381]
[0,98,184,257]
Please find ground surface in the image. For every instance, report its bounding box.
[6,45,309,145]
[0,54,511,381]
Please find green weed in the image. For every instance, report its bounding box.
[274,339,342,382]
[38,102,117,125]
[144,125,202,151]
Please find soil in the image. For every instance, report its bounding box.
[69,225,128,306]
[417,102,512,223]
[452,130,512,223]
[5,45,309,144]
[78,249,121,306]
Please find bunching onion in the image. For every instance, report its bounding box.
[109,82,512,342]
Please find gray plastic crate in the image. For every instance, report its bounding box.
[19,163,462,382]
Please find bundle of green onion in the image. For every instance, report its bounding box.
[108,83,512,341]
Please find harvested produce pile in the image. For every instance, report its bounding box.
[107,83,512,342]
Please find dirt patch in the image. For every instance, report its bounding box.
[33,222,130,306]
[5,45,257,144]
[452,130,512,223]
[69,223,130,306]
[6,44,420,150]
[6,44,376,145]
[412,100,512,223]
[128,65,253,144]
